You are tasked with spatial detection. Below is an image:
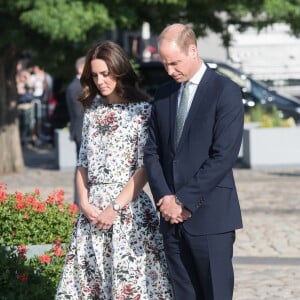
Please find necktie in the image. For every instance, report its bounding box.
[175,81,190,146]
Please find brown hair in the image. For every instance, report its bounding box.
[80,40,150,109]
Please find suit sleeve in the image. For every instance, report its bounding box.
[177,82,244,213]
[143,103,173,203]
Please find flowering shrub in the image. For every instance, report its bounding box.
[0,183,78,299]
[244,104,296,128]
[0,183,78,245]
[0,240,68,299]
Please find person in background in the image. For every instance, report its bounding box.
[144,23,244,300]
[66,56,85,158]
[65,56,85,204]
[56,40,173,299]
[16,69,35,146]
[27,64,53,145]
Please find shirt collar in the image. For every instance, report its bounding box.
[188,62,207,86]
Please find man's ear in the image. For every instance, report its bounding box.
[189,44,198,59]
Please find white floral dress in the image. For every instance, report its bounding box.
[56,99,173,300]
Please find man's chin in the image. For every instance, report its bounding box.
[173,77,183,82]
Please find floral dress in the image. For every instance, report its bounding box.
[56,99,173,300]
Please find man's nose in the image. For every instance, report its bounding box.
[165,65,175,76]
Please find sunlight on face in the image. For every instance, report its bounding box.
[159,41,196,83]
[91,59,117,98]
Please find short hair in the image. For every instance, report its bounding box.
[75,56,85,71]
[158,23,197,53]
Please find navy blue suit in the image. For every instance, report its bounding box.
[144,65,244,299]
[66,76,84,158]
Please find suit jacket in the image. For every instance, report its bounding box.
[144,65,244,235]
[66,77,84,143]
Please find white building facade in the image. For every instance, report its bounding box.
[198,23,300,98]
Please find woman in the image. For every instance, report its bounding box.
[56,41,173,299]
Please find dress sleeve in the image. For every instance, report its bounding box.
[77,112,89,168]
[136,103,151,168]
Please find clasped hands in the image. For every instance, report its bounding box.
[80,203,118,230]
[157,195,192,224]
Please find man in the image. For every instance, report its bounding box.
[144,23,244,300]
[66,56,85,158]
[66,56,85,204]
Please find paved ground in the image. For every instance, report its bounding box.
[1,144,300,299]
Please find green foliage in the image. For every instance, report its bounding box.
[0,184,78,246]
[1,0,300,167]
[245,104,296,128]
[263,0,300,35]
[248,104,265,122]
[0,183,77,299]
[1,0,300,78]
[20,1,113,42]
[0,243,68,299]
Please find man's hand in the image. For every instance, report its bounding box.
[157,195,191,224]
[180,207,192,222]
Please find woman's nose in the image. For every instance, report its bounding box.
[97,74,104,84]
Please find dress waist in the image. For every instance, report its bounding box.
[89,181,126,187]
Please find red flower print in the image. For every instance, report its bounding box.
[122,284,138,295]
[111,125,119,131]
[106,112,117,123]
[100,119,107,126]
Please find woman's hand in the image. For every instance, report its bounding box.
[96,205,119,230]
[80,202,102,225]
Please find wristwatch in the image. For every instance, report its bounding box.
[112,200,121,213]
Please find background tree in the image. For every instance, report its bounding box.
[0,0,114,174]
[1,0,299,175]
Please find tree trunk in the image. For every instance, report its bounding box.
[0,44,24,175]
[0,123,24,174]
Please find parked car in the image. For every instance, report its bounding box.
[137,60,300,123]
[208,61,300,123]
[137,60,171,97]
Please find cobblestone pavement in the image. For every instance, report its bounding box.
[1,145,300,299]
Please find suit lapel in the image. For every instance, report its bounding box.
[176,68,213,151]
